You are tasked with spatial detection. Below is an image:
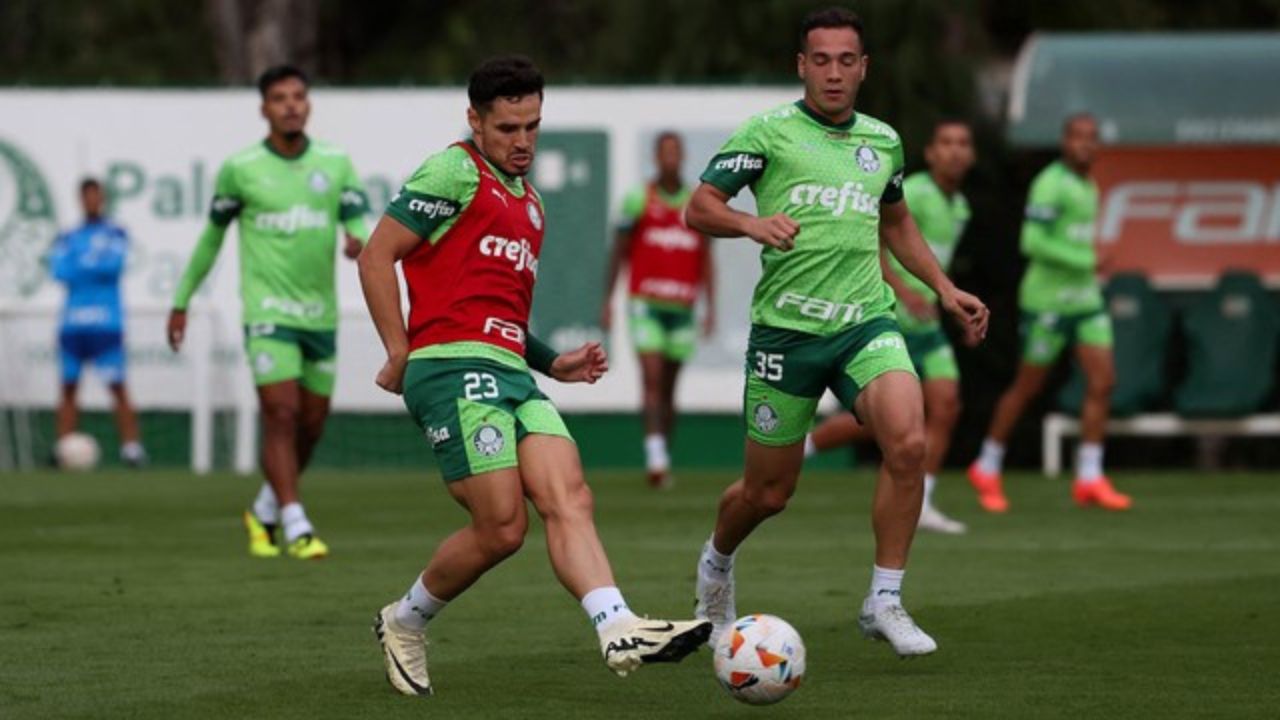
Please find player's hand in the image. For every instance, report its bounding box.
[375,353,408,395]
[898,287,937,321]
[940,288,989,346]
[550,341,609,384]
[600,301,613,332]
[343,235,364,260]
[167,309,187,352]
[745,214,799,251]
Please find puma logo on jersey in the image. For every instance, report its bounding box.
[788,182,879,217]
[479,234,539,276]
[255,205,328,233]
[642,226,700,251]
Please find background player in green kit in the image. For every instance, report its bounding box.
[168,65,370,559]
[803,119,977,535]
[601,131,715,489]
[358,56,709,697]
[685,8,990,657]
[967,113,1132,513]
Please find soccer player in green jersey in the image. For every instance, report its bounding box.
[358,56,709,697]
[167,65,371,559]
[802,118,977,535]
[968,113,1132,512]
[686,8,989,657]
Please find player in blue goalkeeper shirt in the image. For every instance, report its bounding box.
[50,178,147,466]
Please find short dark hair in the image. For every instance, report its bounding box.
[929,117,972,142]
[79,177,101,194]
[1063,112,1097,134]
[257,65,308,98]
[799,7,865,52]
[468,55,544,112]
[654,130,682,150]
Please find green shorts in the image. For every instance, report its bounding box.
[630,298,697,362]
[402,357,572,482]
[243,324,336,396]
[904,328,959,382]
[1020,309,1113,366]
[744,316,916,446]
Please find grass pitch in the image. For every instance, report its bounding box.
[3,468,1278,719]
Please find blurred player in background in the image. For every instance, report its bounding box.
[803,119,978,535]
[601,131,714,489]
[685,8,988,657]
[967,113,1131,512]
[168,65,370,559]
[359,55,710,697]
[50,178,147,467]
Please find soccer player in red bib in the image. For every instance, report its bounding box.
[602,132,714,488]
[358,56,710,697]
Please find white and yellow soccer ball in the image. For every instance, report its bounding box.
[55,432,101,471]
[713,614,806,705]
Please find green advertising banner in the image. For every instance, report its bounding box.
[528,130,609,352]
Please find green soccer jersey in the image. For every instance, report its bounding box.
[173,138,370,330]
[385,142,531,245]
[889,172,970,334]
[1018,160,1102,315]
[701,101,904,337]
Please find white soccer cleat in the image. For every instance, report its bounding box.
[917,503,968,535]
[599,616,712,676]
[373,603,433,696]
[858,601,938,657]
[694,560,736,648]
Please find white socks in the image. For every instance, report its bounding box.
[644,434,669,473]
[252,483,279,525]
[1076,442,1104,483]
[803,434,817,458]
[699,536,735,580]
[395,576,449,632]
[977,439,1005,475]
[582,586,636,633]
[280,502,313,542]
[922,473,937,507]
[868,565,905,609]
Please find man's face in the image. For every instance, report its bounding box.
[924,123,975,183]
[468,94,542,177]
[260,76,310,137]
[656,136,683,177]
[1062,116,1100,169]
[797,27,867,118]
[81,184,104,218]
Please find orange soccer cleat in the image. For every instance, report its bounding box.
[1072,477,1132,511]
[967,462,1010,513]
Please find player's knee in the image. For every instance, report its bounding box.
[262,400,299,427]
[478,517,527,560]
[743,481,793,517]
[1086,368,1115,398]
[884,431,926,476]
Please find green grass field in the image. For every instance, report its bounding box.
[3,468,1278,719]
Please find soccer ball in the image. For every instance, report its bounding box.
[713,614,806,705]
[56,432,100,471]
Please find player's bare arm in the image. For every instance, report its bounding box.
[599,227,632,331]
[357,215,421,395]
[879,200,988,343]
[686,183,798,251]
[877,241,935,321]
